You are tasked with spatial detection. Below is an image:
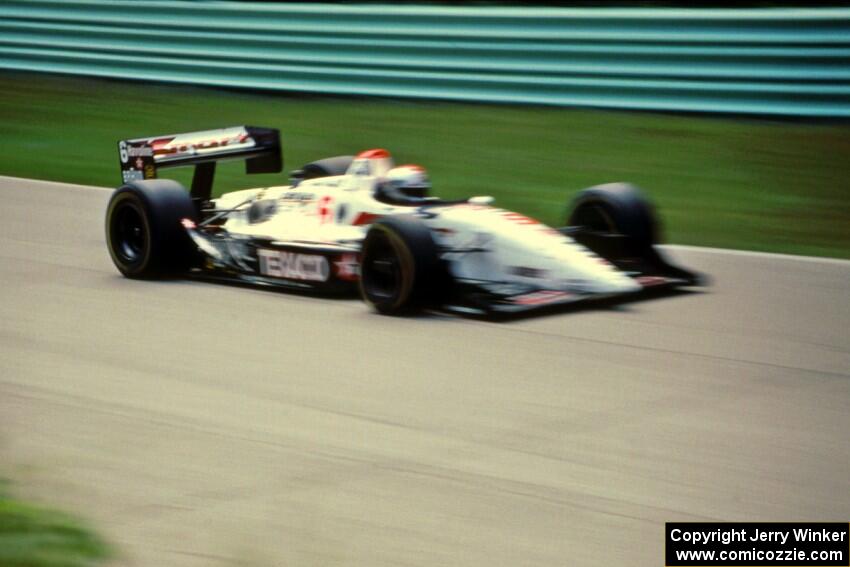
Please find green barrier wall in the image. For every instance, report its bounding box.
[1,1,849,116]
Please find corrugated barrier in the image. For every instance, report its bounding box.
[1,1,849,116]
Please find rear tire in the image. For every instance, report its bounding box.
[105,179,198,278]
[359,216,445,315]
[567,182,660,251]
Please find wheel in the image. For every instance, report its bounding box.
[105,179,198,278]
[359,216,446,315]
[300,155,354,180]
[567,182,660,250]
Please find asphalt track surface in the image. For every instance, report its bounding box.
[1,176,848,567]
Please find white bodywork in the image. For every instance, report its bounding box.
[211,152,641,297]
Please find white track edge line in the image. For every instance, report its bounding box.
[661,245,850,266]
[0,174,111,191]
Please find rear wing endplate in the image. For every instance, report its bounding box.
[117,126,282,200]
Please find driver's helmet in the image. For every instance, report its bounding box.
[383,165,431,199]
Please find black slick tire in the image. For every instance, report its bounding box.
[105,179,198,278]
[567,182,660,251]
[359,216,445,315]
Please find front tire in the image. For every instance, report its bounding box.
[567,182,660,251]
[359,216,445,315]
[105,179,197,278]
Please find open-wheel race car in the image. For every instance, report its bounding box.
[106,126,702,316]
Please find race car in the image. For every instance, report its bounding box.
[105,125,702,316]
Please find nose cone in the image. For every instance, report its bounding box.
[559,245,642,296]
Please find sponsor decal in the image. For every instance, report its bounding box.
[334,253,360,281]
[512,290,572,306]
[501,211,539,225]
[281,191,314,202]
[127,145,153,158]
[635,275,669,287]
[120,140,155,178]
[122,169,144,183]
[257,249,330,282]
[148,127,254,161]
[509,266,548,278]
[317,195,334,223]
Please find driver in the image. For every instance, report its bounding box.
[376,164,431,204]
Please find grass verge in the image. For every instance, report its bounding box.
[1,71,848,258]
[0,479,110,567]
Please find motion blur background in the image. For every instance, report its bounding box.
[1,2,849,567]
[1,0,849,257]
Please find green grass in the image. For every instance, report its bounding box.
[0,480,110,567]
[1,71,849,258]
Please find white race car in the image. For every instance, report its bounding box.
[106,126,701,315]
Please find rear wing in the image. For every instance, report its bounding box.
[118,126,282,200]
